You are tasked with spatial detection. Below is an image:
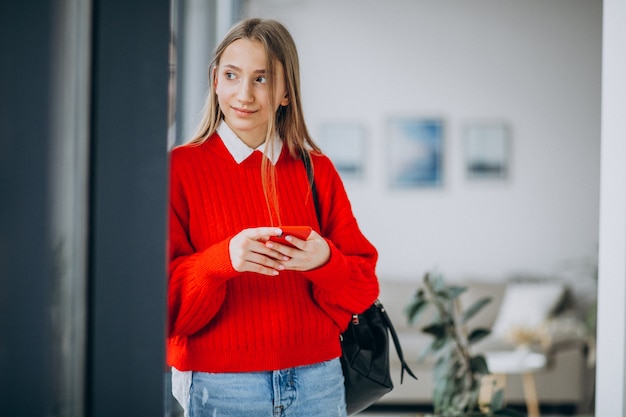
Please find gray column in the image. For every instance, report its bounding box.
[87,0,169,416]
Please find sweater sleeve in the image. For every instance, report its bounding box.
[167,150,238,337]
[304,155,380,331]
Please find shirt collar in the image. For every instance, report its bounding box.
[217,122,283,165]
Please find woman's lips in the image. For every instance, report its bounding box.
[232,106,256,116]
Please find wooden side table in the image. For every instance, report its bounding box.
[482,349,548,417]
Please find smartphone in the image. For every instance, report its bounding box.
[269,226,312,248]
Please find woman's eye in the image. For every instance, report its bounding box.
[256,76,267,84]
[225,72,236,80]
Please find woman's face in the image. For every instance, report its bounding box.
[214,38,289,148]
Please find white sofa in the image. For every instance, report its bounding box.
[375,278,592,411]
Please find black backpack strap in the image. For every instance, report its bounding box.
[302,154,417,384]
[301,150,321,223]
[375,300,418,382]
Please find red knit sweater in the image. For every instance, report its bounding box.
[167,132,379,373]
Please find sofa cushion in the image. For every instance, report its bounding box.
[491,282,566,341]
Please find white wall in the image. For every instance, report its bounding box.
[244,0,602,284]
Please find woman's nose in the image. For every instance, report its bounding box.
[236,80,254,103]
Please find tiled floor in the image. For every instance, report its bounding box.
[358,411,593,417]
[358,411,594,417]
[359,412,593,417]
[356,405,594,417]
[168,396,593,416]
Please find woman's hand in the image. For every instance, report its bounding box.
[229,227,288,276]
[265,229,330,271]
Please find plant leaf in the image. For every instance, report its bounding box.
[462,296,492,323]
[405,298,429,324]
[434,286,466,301]
[468,327,491,345]
[490,387,505,411]
[422,322,447,338]
[470,354,490,375]
[430,335,448,352]
[446,285,467,299]
[429,273,445,291]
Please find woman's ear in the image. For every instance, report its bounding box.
[280,92,290,106]
[212,67,218,90]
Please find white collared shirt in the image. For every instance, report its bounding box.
[217,122,283,165]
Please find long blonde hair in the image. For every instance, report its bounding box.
[189,18,319,224]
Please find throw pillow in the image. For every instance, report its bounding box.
[491,282,566,341]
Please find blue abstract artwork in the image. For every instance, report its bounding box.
[388,118,444,187]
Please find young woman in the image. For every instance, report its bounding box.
[168,18,379,417]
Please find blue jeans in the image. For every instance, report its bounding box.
[172,358,347,417]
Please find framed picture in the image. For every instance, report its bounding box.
[463,123,510,180]
[388,118,444,187]
[317,123,366,180]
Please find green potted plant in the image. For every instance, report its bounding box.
[405,272,522,417]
